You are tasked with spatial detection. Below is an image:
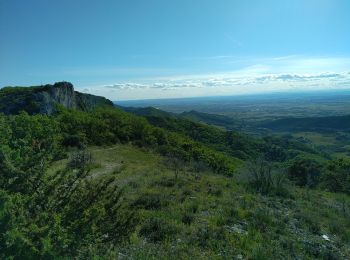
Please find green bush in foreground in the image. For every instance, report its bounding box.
[0,149,137,258]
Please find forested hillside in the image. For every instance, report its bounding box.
[1,85,350,259]
[122,106,321,162]
[122,106,242,130]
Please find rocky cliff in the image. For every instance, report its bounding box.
[0,82,113,115]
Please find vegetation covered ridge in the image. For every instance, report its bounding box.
[0,82,113,115]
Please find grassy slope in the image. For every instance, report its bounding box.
[50,144,350,259]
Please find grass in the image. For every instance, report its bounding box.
[49,144,350,259]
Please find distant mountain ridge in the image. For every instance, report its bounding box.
[121,106,177,118]
[120,106,242,130]
[0,82,113,115]
[179,110,241,130]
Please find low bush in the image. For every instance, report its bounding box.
[181,212,195,225]
[249,207,274,232]
[191,224,226,248]
[287,157,322,187]
[139,217,176,242]
[320,158,350,194]
[132,193,165,210]
[246,158,290,196]
[294,211,321,235]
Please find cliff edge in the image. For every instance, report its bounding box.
[0,82,113,115]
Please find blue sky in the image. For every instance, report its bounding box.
[1,0,350,100]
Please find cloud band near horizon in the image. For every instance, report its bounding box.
[80,71,350,101]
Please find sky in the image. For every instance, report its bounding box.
[1,0,350,100]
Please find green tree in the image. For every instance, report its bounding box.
[321,158,350,194]
[287,157,322,187]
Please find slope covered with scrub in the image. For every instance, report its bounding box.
[0,85,350,259]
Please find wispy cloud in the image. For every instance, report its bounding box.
[77,56,350,100]
[105,83,148,90]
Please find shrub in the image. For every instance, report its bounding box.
[287,157,322,187]
[181,212,194,225]
[62,134,86,148]
[67,149,92,169]
[139,217,176,242]
[185,201,199,214]
[0,166,137,259]
[249,207,274,232]
[246,158,289,196]
[153,177,176,187]
[132,193,164,210]
[207,185,223,196]
[320,158,350,194]
[250,244,272,260]
[191,224,226,248]
[164,155,185,180]
[263,143,287,162]
[294,211,321,235]
[191,161,210,172]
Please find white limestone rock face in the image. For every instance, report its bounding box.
[0,81,113,115]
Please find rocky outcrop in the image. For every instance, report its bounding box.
[0,82,114,115]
